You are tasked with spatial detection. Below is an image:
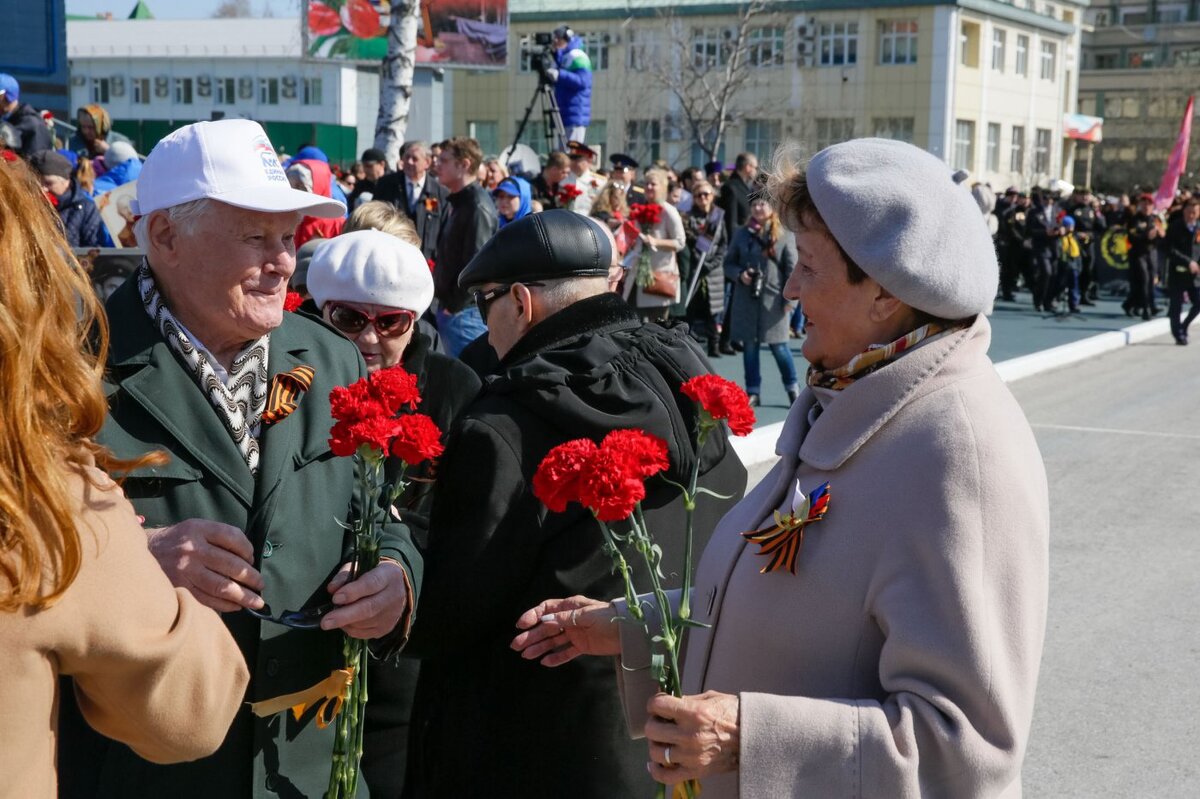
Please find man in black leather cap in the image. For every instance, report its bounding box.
[402,210,748,799]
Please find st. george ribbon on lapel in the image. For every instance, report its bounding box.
[261,364,315,425]
[741,480,831,575]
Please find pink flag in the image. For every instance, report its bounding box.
[1154,95,1194,212]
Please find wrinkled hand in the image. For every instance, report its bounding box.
[645,691,741,785]
[322,559,410,639]
[146,520,264,613]
[511,596,619,667]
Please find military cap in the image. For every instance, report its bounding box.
[567,140,597,160]
[458,209,613,290]
[609,153,639,170]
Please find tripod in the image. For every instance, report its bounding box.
[509,75,567,161]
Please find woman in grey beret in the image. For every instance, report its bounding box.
[513,139,1050,798]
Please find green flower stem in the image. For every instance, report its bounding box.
[632,505,683,698]
[679,423,711,622]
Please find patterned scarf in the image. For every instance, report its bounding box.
[806,322,955,391]
[137,263,269,473]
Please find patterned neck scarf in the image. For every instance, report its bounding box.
[806,322,955,391]
[137,263,269,473]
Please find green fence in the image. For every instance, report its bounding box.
[113,119,360,166]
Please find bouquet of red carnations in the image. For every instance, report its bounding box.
[628,203,665,290]
[556,183,583,209]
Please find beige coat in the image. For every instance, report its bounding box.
[623,200,687,308]
[619,315,1049,797]
[0,464,249,799]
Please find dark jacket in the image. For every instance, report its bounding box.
[1126,211,1159,259]
[58,278,423,799]
[553,35,593,128]
[6,101,52,157]
[55,181,107,248]
[683,205,728,318]
[530,172,562,210]
[433,182,498,313]
[363,331,481,799]
[719,173,753,239]
[404,292,748,799]
[724,222,798,345]
[374,171,448,263]
[1165,216,1200,287]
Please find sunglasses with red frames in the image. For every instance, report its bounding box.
[327,303,416,338]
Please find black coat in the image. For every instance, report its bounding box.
[8,101,52,157]
[56,181,107,248]
[432,182,497,312]
[719,173,753,239]
[1164,217,1200,288]
[363,331,481,798]
[403,292,748,799]
[374,172,448,263]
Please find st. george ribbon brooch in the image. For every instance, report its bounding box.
[741,480,830,574]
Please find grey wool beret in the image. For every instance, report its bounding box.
[807,138,998,319]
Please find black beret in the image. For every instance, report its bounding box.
[458,209,613,290]
[361,147,387,164]
[31,150,73,180]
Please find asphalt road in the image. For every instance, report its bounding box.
[1010,335,1199,797]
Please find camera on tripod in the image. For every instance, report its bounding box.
[522,32,557,83]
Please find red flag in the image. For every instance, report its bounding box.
[1154,95,1194,212]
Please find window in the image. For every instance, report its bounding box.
[132,78,150,104]
[518,35,536,73]
[959,22,980,68]
[1157,4,1187,23]
[259,77,279,105]
[693,26,735,69]
[747,26,786,67]
[582,31,609,71]
[953,120,975,171]
[588,120,607,154]
[1092,10,1110,26]
[174,77,193,105]
[91,77,110,104]
[302,77,323,106]
[216,78,235,105]
[1015,35,1029,76]
[1010,125,1025,172]
[627,28,664,71]
[1104,95,1141,118]
[1174,47,1200,67]
[744,119,781,160]
[818,22,858,66]
[1119,6,1149,24]
[625,118,662,164]
[467,120,499,156]
[1092,52,1119,69]
[1040,41,1057,80]
[690,136,726,171]
[1034,128,1051,173]
[879,20,918,65]
[1127,49,1157,68]
[872,116,914,143]
[991,29,1006,72]
[986,123,1001,171]
[815,117,854,150]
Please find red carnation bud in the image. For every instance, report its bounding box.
[533,438,600,513]
[578,446,648,522]
[389,413,444,465]
[368,366,420,416]
[284,291,304,312]
[681,374,756,436]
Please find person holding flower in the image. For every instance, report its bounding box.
[621,168,686,322]
[403,210,747,799]
[57,120,423,799]
[305,229,481,797]
[514,139,1050,799]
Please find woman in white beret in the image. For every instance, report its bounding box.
[513,139,1050,798]
[306,229,481,796]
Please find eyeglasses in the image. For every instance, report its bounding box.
[472,282,544,321]
[695,192,714,198]
[327,303,416,338]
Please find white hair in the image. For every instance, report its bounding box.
[132,197,218,249]
[537,276,608,313]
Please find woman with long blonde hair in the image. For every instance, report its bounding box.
[0,158,248,797]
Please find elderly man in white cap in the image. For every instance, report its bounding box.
[57,119,423,799]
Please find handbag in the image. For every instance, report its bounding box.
[642,269,680,298]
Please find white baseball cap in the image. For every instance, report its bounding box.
[132,119,345,219]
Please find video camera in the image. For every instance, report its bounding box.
[522,32,557,83]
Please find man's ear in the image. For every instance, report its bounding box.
[513,283,537,325]
[144,211,181,268]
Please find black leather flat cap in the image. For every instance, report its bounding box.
[458,210,613,289]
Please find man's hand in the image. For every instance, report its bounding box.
[146,520,264,613]
[1189,260,1199,275]
[321,559,410,639]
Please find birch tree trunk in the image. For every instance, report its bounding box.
[374,0,420,165]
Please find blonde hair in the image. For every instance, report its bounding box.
[343,201,420,247]
[644,168,670,190]
[0,159,162,611]
[590,181,629,218]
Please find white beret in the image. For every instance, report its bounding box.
[104,141,139,168]
[807,138,998,319]
[307,229,434,316]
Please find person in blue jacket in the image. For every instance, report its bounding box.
[92,141,142,196]
[493,175,532,227]
[546,25,592,144]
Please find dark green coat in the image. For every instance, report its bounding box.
[58,279,422,799]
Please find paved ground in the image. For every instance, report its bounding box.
[1013,334,1199,797]
[709,288,1170,427]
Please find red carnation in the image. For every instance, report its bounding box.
[681,375,756,436]
[532,438,600,513]
[389,413,444,465]
[368,366,420,415]
[307,1,342,36]
[556,184,583,206]
[599,429,670,478]
[579,446,648,522]
[329,414,401,457]
[630,203,663,228]
[330,380,382,424]
[284,291,304,312]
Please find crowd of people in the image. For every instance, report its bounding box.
[983,180,1200,344]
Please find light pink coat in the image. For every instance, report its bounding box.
[619,315,1049,798]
